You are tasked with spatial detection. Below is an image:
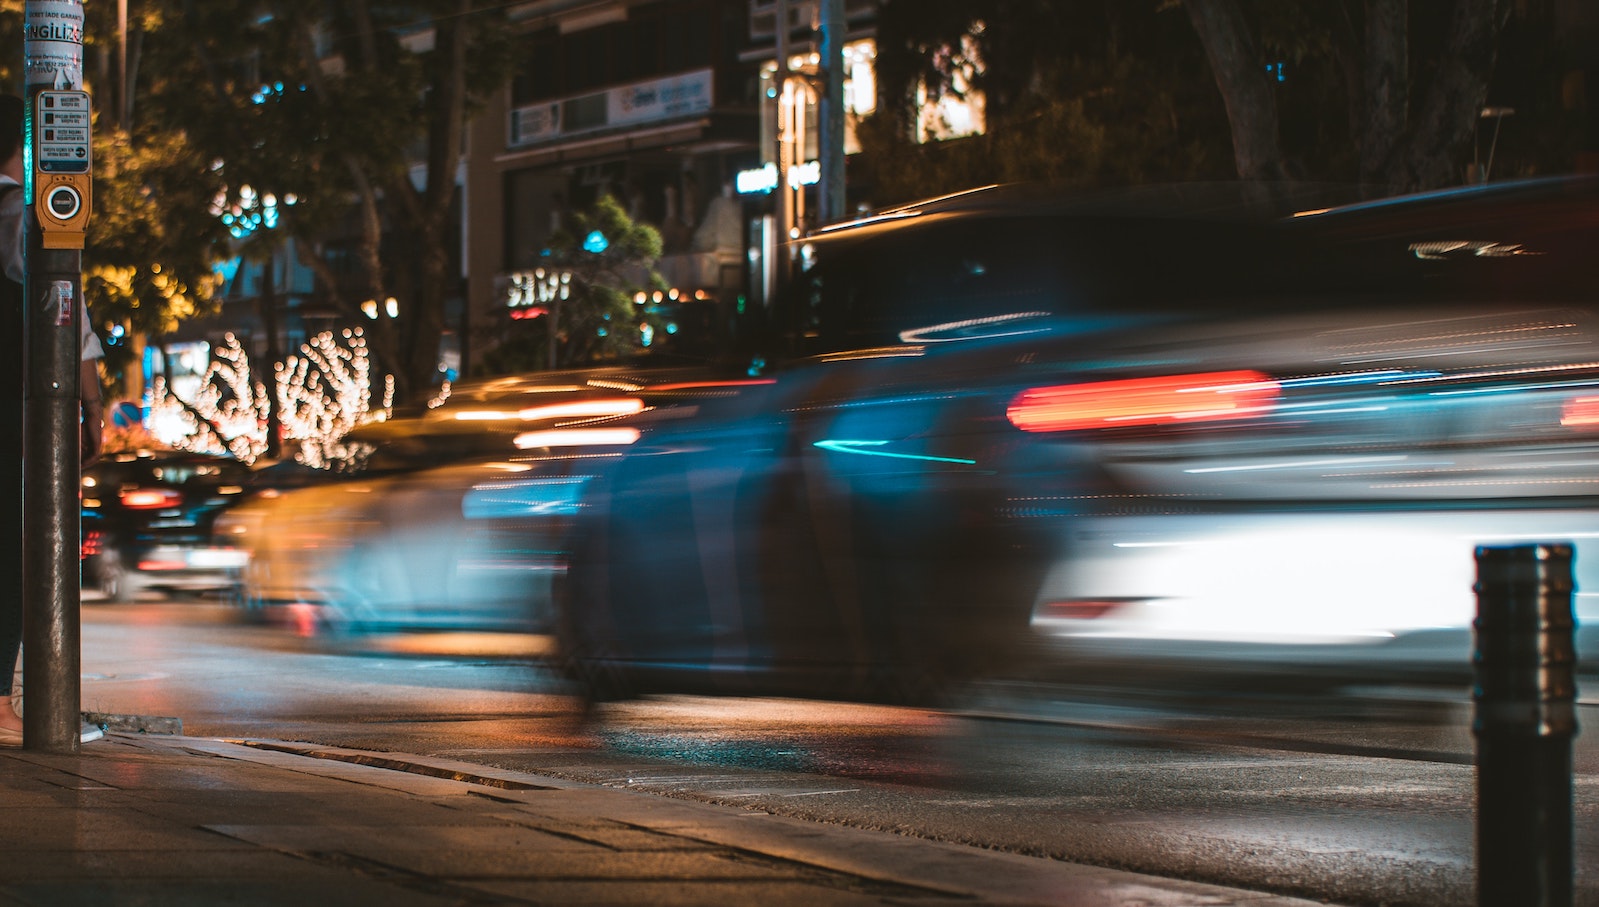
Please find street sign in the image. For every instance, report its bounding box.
[34,90,90,173]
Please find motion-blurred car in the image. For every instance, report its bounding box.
[557,176,1599,702]
[216,368,740,635]
[81,449,253,601]
[1024,177,1599,685]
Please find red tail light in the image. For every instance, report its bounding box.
[137,559,187,571]
[1007,370,1280,433]
[1561,395,1599,428]
[119,488,182,509]
[1037,599,1132,620]
[81,529,103,560]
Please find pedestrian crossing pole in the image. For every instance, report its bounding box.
[22,0,92,753]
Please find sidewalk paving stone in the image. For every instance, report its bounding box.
[0,732,1337,906]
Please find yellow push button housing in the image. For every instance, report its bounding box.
[33,90,91,250]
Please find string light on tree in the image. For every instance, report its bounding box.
[144,328,392,466]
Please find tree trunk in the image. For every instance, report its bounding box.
[1183,0,1289,180]
[1383,0,1503,193]
[257,250,284,461]
[413,0,469,399]
[291,11,406,401]
[1360,0,1409,187]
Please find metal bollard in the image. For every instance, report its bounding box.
[1473,543,1578,907]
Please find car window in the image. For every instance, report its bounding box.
[94,456,251,489]
[776,215,1304,359]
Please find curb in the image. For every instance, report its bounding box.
[81,711,183,735]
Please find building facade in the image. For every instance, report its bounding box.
[465,0,764,367]
[462,0,900,368]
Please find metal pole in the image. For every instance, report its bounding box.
[816,0,846,227]
[22,0,89,754]
[772,0,791,290]
[1484,116,1505,185]
[1473,543,1578,907]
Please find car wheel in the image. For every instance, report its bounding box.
[552,518,636,704]
[89,550,135,604]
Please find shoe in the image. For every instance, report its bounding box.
[0,725,21,747]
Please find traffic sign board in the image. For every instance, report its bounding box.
[34,90,90,173]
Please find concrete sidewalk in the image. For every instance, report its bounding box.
[0,732,1330,907]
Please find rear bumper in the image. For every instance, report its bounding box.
[1029,508,1599,677]
[130,545,248,592]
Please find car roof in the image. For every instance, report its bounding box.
[804,175,1599,244]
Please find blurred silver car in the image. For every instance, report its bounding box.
[1021,177,1599,682]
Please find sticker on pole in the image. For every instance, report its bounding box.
[35,91,90,173]
[23,0,85,91]
[53,280,73,326]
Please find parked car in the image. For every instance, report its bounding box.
[555,176,1599,703]
[81,449,254,601]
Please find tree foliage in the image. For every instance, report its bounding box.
[477,195,668,374]
[0,3,232,395]
[1184,0,1517,193]
[860,0,1234,206]
[863,0,1580,203]
[85,127,230,390]
[131,0,518,405]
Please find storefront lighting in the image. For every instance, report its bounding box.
[735,161,822,195]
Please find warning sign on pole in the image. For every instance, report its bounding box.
[24,0,84,90]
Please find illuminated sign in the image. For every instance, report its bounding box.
[508,68,713,149]
[735,160,821,195]
[505,269,570,311]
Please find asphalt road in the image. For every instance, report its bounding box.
[70,598,1599,907]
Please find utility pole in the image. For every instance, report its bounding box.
[773,0,792,289]
[23,0,93,753]
[816,0,846,227]
[117,0,128,130]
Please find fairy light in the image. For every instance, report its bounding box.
[145,333,269,462]
[144,328,393,466]
[427,380,453,409]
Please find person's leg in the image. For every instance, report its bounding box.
[1,301,24,732]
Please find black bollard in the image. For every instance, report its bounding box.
[1473,543,1577,907]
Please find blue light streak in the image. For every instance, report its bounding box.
[813,440,976,465]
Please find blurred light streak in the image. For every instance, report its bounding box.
[898,311,1051,343]
[1008,371,1279,432]
[1562,395,1599,426]
[646,379,778,391]
[1271,404,1391,416]
[1182,455,1411,474]
[515,428,641,449]
[813,440,977,464]
[813,184,1001,234]
[463,477,589,519]
[1278,369,1440,387]
[818,347,924,362]
[517,398,644,421]
[585,379,645,392]
[1430,374,1599,396]
[361,632,554,658]
[1409,240,1529,259]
